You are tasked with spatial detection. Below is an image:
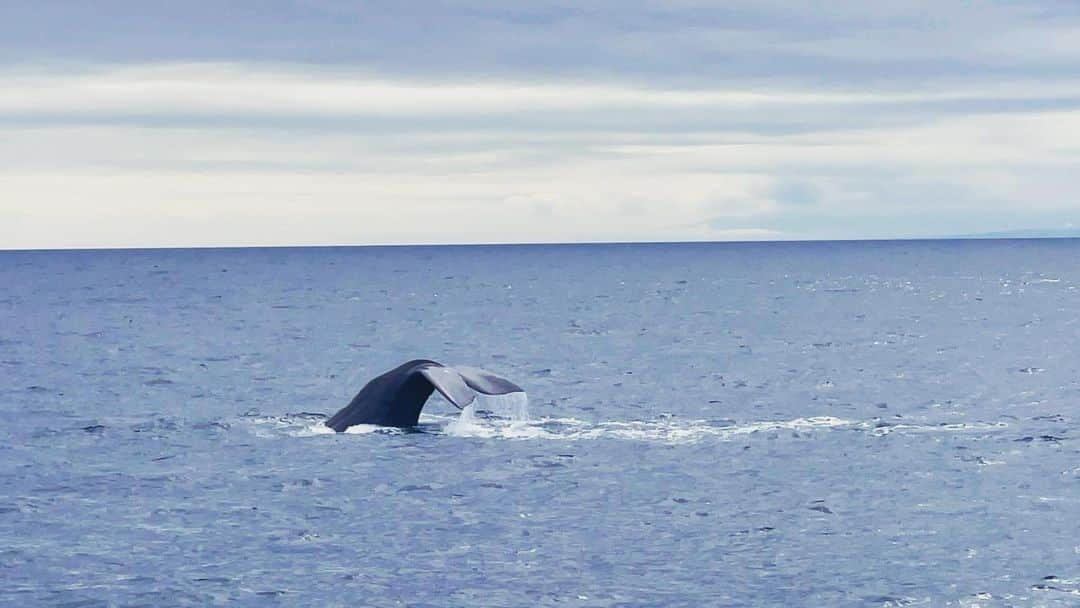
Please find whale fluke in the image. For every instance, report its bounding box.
[325,359,524,431]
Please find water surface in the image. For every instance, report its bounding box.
[2,240,1078,606]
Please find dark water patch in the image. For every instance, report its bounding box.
[51,598,111,608]
[731,526,776,537]
[865,595,920,606]
[192,577,233,584]
[143,378,174,386]
[85,296,149,305]
[131,417,182,434]
[1016,435,1067,443]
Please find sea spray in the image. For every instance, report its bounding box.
[476,391,530,423]
[445,403,481,435]
[444,392,530,437]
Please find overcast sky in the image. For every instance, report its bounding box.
[2,1,1079,249]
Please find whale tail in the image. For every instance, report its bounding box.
[456,366,525,397]
[420,365,524,409]
[325,360,524,431]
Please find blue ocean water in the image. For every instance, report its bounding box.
[1,240,1078,607]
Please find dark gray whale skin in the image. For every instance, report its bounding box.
[325,359,524,431]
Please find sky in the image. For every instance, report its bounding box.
[2,1,1079,249]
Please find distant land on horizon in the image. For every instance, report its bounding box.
[949,228,1080,240]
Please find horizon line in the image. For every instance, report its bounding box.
[3,233,1079,254]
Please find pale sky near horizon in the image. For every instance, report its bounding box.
[2,1,1079,249]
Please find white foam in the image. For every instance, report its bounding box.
[436,413,1012,443]
[433,411,861,443]
[865,420,1009,436]
[555,415,857,442]
[343,424,394,435]
[239,413,335,437]
[240,408,1011,445]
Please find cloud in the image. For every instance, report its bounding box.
[769,181,820,207]
[4,64,1080,131]
[2,62,1079,248]
[4,1,1080,89]
[3,1,1080,248]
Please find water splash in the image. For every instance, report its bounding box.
[443,403,481,436]
[444,392,533,438]
[476,392,530,422]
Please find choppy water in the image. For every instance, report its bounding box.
[1,240,1078,607]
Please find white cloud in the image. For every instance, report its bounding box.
[4,64,1080,122]
[1,63,1079,248]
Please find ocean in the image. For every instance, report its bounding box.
[1,240,1078,606]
